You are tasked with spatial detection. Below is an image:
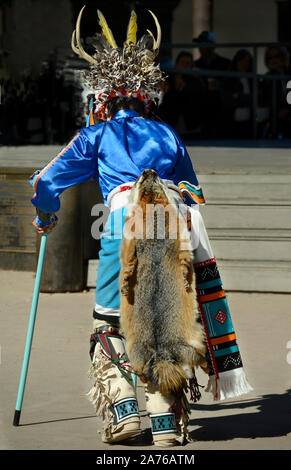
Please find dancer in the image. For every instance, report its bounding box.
[30,6,252,446]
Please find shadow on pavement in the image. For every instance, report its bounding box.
[189,389,291,441]
[15,390,291,446]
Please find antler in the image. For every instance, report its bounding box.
[71,5,97,66]
[147,10,161,51]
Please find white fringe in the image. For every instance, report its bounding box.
[87,346,121,422]
[205,368,253,401]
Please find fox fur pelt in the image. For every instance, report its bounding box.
[119,169,206,395]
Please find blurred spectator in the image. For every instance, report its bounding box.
[193,31,231,72]
[1,43,291,145]
[0,57,78,146]
[192,31,231,138]
[261,46,291,138]
[157,51,206,140]
[222,49,254,138]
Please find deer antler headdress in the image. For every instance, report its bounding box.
[71,6,164,120]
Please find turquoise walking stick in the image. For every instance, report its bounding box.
[13,97,93,427]
[13,233,48,426]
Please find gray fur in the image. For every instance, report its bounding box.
[120,170,206,391]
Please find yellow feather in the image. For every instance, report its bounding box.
[125,10,137,46]
[97,9,117,48]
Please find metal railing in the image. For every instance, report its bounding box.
[163,41,291,139]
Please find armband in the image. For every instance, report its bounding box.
[36,209,58,227]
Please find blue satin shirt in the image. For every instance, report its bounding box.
[30,109,201,214]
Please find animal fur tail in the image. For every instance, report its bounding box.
[149,360,188,395]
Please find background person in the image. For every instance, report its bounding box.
[157,51,206,139]
[222,49,254,138]
[193,31,231,138]
[261,46,291,138]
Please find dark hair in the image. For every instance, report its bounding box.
[175,51,193,66]
[264,46,289,68]
[230,49,253,72]
[106,96,146,118]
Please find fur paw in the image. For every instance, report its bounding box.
[121,282,129,296]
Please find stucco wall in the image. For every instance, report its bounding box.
[213,0,277,73]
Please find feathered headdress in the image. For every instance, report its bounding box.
[71,5,164,120]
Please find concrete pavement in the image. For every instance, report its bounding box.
[0,270,291,451]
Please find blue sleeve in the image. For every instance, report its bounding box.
[30,129,99,214]
[172,131,205,205]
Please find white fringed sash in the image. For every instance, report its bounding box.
[205,368,253,401]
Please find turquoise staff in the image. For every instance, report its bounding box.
[13,233,48,426]
[13,98,95,427]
